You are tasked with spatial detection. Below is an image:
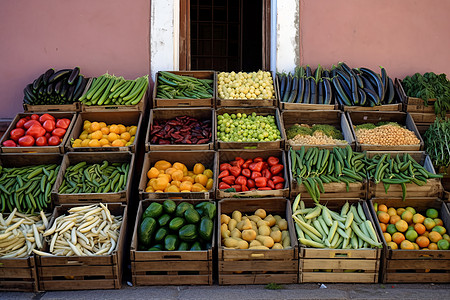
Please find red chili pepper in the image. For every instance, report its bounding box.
[221,175,236,185]
[275,183,284,189]
[39,113,55,123]
[241,168,251,178]
[270,164,284,175]
[241,185,249,192]
[26,124,46,139]
[247,179,255,188]
[249,161,263,172]
[18,135,35,147]
[272,176,285,184]
[267,156,279,167]
[10,128,25,142]
[250,171,262,180]
[242,159,253,169]
[267,179,275,189]
[55,118,71,129]
[220,163,232,171]
[31,114,39,121]
[42,120,56,133]
[229,166,241,177]
[48,136,60,146]
[218,182,231,190]
[253,157,264,163]
[235,175,247,186]
[218,170,230,179]
[255,176,268,188]
[15,118,28,129]
[2,140,17,147]
[231,185,242,192]
[258,187,272,190]
[262,169,272,179]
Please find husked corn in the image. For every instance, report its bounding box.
[356,125,420,146]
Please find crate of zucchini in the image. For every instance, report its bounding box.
[35,203,127,291]
[218,198,298,285]
[52,152,134,204]
[292,197,382,283]
[369,198,450,283]
[130,199,215,286]
[153,71,215,108]
[289,146,368,201]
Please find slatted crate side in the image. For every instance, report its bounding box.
[215,149,289,199]
[0,256,38,292]
[65,111,143,153]
[145,107,215,151]
[52,151,134,204]
[23,102,81,113]
[216,107,285,150]
[36,203,127,291]
[138,150,216,200]
[0,112,77,154]
[281,110,355,151]
[396,78,436,114]
[346,111,424,151]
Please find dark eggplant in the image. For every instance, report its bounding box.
[282,74,292,103]
[302,77,311,104]
[323,78,333,104]
[363,87,380,106]
[350,75,359,105]
[295,77,305,103]
[359,67,384,103]
[317,79,324,104]
[42,68,55,85]
[287,76,298,103]
[332,77,352,106]
[48,68,72,84]
[385,77,395,104]
[68,67,80,85]
[309,78,317,104]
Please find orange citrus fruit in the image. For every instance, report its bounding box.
[378,212,390,224]
[109,124,120,134]
[88,139,101,147]
[416,236,430,248]
[428,243,438,250]
[107,132,119,142]
[91,130,103,140]
[111,139,125,147]
[390,215,401,225]
[395,220,408,232]
[154,160,172,171]
[383,232,392,243]
[392,232,405,245]
[414,223,426,235]
[378,204,388,213]
[120,132,131,142]
[412,213,425,224]
[100,127,110,135]
[400,240,414,250]
[90,122,101,132]
[428,231,442,243]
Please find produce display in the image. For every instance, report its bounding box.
[286,123,347,146]
[366,153,442,201]
[220,208,291,249]
[34,203,122,256]
[402,72,450,117]
[79,73,148,106]
[23,67,88,105]
[290,146,367,203]
[71,120,137,148]
[373,203,449,250]
[217,70,274,100]
[145,160,213,193]
[292,196,382,249]
[58,161,129,194]
[423,117,450,170]
[156,71,214,99]
[150,116,211,145]
[0,209,50,258]
[354,122,420,146]
[0,164,59,213]
[138,200,216,251]
[217,112,281,142]
[218,156,285,192]
[2,113,71,147]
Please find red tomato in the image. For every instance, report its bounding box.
[2,140,17,147]
[24,120,40,130]
[26,124,46,139]
[48,136,60,146]
[56,118,71,129]
[255,177,268,188]
[42,120,56,132]
[52,128,66,138]
[18,135,35,147]
[31,114,39,121]
[15,118,28,129]
[270,164,284,175]
[35,136,48,146]
[10,128,25,141]
[39,113,55,123]
[218,182,231,190]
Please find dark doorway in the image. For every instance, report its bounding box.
[186,0,265,72]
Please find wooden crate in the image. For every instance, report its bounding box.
[367,151,443,199]
[287,150,367,200]
[130,199,214,286]
[65,111,143,153]
[218,198,298,285]
[216,71,277,108]
[216,107,285,150]
[346,111,424,151]
[298,199,382,283]
[138,150,216,200]
[396,78,436,114]
[36,203,127,291]
[23,102,80,113]
[215,149,289,199]
[145,108,215,151]
[153,71,215,108]
[281,110,355,151]
[369,198,450,283]
[0,256,38,292]
[0,112,76,154]
[52,151,134,204]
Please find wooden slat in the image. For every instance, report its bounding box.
[132,261,210,272]
[301,259,378,271]
[343,103,402,112]
[385,272,450,283]
[39,279,121,291]
[0,281,35,292]
[387,259,450,270]
[301,248,379,259]
[220,260,297,272]
[301,272,378,283]
[219,273,297,285]
[39,265,118,277]
[134,274,212,286]
[0,268,34,278]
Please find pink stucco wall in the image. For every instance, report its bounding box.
[299,0,450,79]
[0,0,150,118]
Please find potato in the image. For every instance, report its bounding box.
[249,239,263,247]
[228,219,237,231]
[270,230,282,243]
[256,235,275,248]
[242,229,257,242]
[258,225,271,236]
[248,215,262,223]
[232,210,242,222]
[272,243,283,250]
[236,240,249,249]
[277,219,288,231]
[257,220,270,228]
[254,208,267,219]
[221,214,231,225]
[264,215,276,227]
[231,228,242,239]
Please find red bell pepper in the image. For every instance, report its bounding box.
[218,170,230,179]
[267,156,279,166]
[231,185,242,192]
[253,157,264,163]
[31,114,39,121]
[218,182,231,190]
[275,183,284,189]
[249,161,263,172]
[39,113,55,123]
[241,185,249,192]
[262,169,272,179]
[247,179,256,188]
[270,164,284,175]
[56,118,71,129]
[254,176,268,188]
[24,120,40,130]
[42,120,56,133]
[235,175,247,186]
[220,163,232,171]
[221,175,236,185]
[241,168,251,178]
[51,128,66,138]
[261,162,269,170]
[231,157,244,167]
[229,166,241,177]
[242,159,253,169]
[26,124,46,139]
[267,179,275,189]
[250,171,262,180]
[272,176,285,184]
[250,188,257,191]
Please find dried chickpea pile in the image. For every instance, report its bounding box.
[356,124,420,146]
[289,131,347,146]
[217,70,274,99]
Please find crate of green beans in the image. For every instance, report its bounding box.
[52,152,134,204]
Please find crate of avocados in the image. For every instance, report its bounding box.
[295,198,382,283]
[153,71,215,108]
[282,110,355,151]
[138,150,216,200]
[369,197,450,283]
[216,70,277,108]
[0,112,76,154]
[288,146,368,201]
[52,152,134,204]
[215,149,289,199]
[366,151,443,200]
[66,111,143,153]
[218,198,298,285]
[35,203,127,291]
[146,108,215,151]
[130,199,216,286]
[216,107,285,150]
[346,111,423,152]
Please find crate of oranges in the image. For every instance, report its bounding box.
[369,198,450,283]
[139,151,216,200]
[66,111,143,152]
